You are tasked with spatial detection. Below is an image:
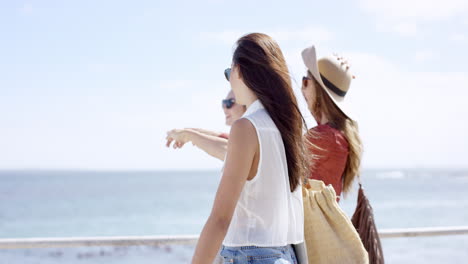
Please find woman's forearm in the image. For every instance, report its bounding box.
[191,215,230,264]
[187,130,228,161]
[188,128,223,137]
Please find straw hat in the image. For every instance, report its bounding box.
[301,45,354,119]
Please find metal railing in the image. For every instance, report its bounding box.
[1,226,467,249]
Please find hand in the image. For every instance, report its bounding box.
[166,129,192,149]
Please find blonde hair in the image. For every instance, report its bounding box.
[308,72,363,195]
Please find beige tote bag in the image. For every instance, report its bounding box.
[303,179,369,264]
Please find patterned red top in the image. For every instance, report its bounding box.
[305,124,349,201]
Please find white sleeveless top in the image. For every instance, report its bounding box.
[222,99,304,247]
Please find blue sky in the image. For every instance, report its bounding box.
[1,0,467,170]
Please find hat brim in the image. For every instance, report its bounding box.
[301,45,353,120]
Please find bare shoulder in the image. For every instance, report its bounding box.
[229,118,258,146]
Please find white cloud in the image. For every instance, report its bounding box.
[450,33,468,44]
[19,3,33,15]
[413,49,437,63]
[390,23,419,37]
[199,26,334,47]
[199,31,242,46]
[359,0,468,21]
[359,0,468,36]
[269,27,334,44]
[374,22,419,37]
[343,52,468,168]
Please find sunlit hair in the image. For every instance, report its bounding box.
[307,72,363,195]
[233,33,310,192]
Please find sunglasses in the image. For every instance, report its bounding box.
[222,98,236,109]
[224,68,231,81]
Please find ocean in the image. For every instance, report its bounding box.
[0,169,467,263]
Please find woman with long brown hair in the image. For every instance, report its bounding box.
[191,33,308,264]
[301,45,363,201]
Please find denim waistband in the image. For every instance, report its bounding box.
[222,244,293,251]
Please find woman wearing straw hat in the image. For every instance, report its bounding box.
[301,45,363,202]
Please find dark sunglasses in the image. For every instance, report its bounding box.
[222,98,236,109]
[224,68,231,81]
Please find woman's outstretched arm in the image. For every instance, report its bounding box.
[188,128,227,138]
[166,128,228,161]
[191,119,258,264]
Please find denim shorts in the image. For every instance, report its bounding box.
[220,244,298,264]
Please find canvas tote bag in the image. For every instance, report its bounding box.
[302,179,369,264]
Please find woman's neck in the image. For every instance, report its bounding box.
[244,96,259,109]
[316,113,329,125]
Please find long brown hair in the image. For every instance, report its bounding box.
[308,72,363,195]
[233,33,309,192]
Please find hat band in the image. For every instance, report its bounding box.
[320,74,347,97]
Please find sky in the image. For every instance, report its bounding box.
[1,0,467,170]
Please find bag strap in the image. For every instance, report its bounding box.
[357,174,363,190]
